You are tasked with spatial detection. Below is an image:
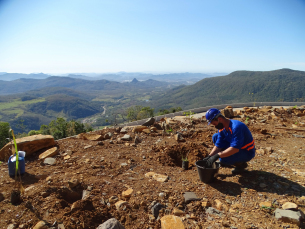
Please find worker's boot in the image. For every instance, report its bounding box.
[219,162,234,168]
[232,162,248,174]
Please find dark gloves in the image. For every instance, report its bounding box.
[203,155,211,161]
[206,154,220,168]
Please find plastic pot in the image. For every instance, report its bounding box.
[182,160,189,170]
[195,160,220,183]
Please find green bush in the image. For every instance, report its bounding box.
[0,122,10,149]
[28,130,41,136]
[39,118,92,140]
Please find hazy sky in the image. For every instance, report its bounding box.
[0,0,304,74]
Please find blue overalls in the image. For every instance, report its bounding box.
[212,120,255,165]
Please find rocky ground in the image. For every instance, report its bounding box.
[1,106,305,229]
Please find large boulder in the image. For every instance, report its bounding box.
[0,135,56,161]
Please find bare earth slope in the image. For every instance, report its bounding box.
[1,106,305,229]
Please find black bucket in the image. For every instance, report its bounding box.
[195,160,220,183]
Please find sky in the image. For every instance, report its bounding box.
[0,0,304,74]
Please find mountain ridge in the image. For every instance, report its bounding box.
[151,68,305,110]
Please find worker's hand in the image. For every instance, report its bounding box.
[206,154,220,168]
[203,155,211,161]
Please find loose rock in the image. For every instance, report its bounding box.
[282,202,298,210]
[33,221,48,229]
[96,218,125,229]
[43,158,56,165]
[183,192,201,204]
[39,147,58,159]
[160,215,185,229]
[274,208,303,226]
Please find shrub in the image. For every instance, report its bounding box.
[0,122,10,149]
[28,130,41,136]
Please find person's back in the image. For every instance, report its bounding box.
[216,119,255,153]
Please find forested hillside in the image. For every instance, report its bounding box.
[0,77,170,95]
[1,68,305,133]
[151,69,305,110]
[0,77,171,133]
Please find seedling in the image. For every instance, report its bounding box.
[293,105,297,109]
[245,117,250,123]
[166,127,173,133]
[9,129,19,179]
[181,150,190,162]
[182,157,188,162]
[9,129,24,194]
[183,111,195,122]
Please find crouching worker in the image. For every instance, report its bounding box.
[204,108,255,174]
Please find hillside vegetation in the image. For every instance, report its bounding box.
[1,68,305,133]
[0,78,172,133]
[151,69,305,110]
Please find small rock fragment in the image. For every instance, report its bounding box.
[68,178,80,188]
[152,203,165,218]
[33,221,48,229]
[282,202,298,210]
[43,158,56,165]
[121,135,131,141]
[173,208,185,216]
[122,189,133,199]
[259,202,272,208]
[183,192,201,204]
[96,218,125,229]
[115,200,128,210]
[206,207,223,217]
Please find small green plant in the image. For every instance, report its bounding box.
[260,206,274,210]
[181,150,190,161]
[183,111,195,122]
[182,156,188,162]
[166,127,173,133]
[293,105,297,109]
[245,117,250,123]
[295,122,298,125]
[9,129,19,179]
[9,129,25,194]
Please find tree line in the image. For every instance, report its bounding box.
[0,105,182,150]
[0,118,93,149]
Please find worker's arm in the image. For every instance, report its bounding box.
[209,146,223,156]
[218,147,239,158]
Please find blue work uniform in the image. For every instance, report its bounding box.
[212,120,255,165]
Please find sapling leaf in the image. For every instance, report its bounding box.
[9,129,19,178]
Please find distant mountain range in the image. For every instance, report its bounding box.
[0,72,225,84]
[0,76,172,95]
[0,76,174,132]
[1,68,304,133]
[151,68,305,110]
